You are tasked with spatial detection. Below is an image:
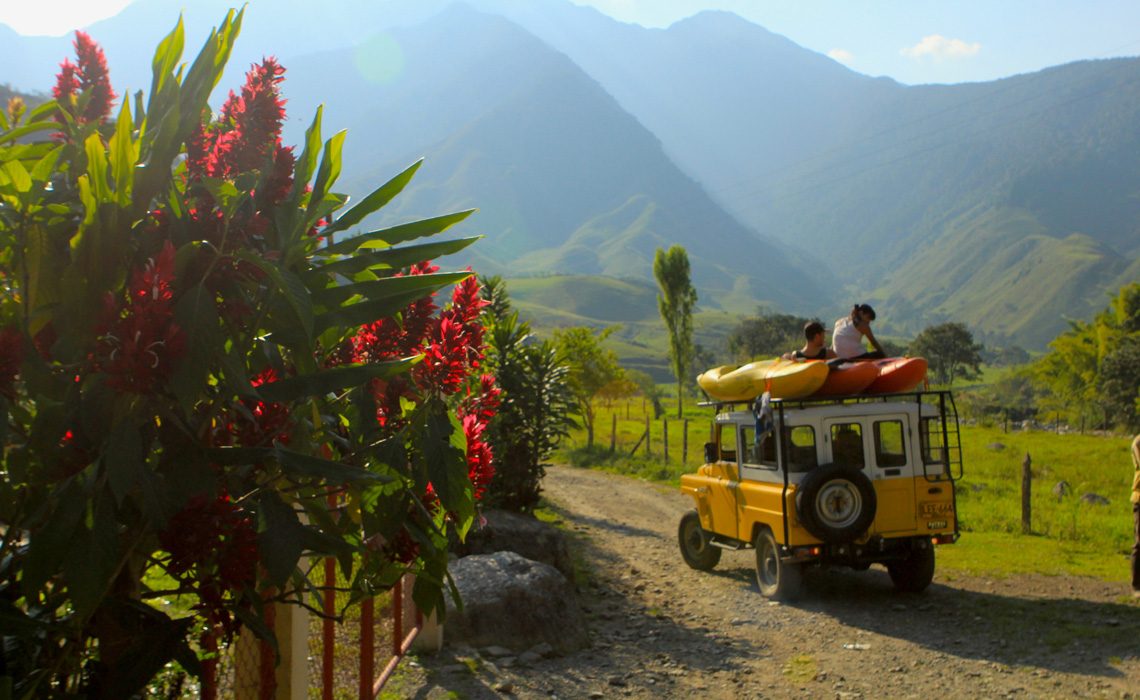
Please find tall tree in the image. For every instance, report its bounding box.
[553,326,624,449]
[908,322,984,385]
[654,245,698,417]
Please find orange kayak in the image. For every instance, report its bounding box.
[813,361,880,397]
[863,357,928,394]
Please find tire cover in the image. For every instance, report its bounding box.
[795,462,877,543]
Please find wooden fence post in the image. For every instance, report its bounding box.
[1021,452,1032,534]
[645,415,651,457]
[610,413,617,453]
[683,419,689,465]
[663,418,669,464]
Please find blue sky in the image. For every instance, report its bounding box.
[3,0,1140,85]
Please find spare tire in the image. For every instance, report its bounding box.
[796,463,876,543]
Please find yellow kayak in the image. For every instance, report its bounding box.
[697,359,829,401]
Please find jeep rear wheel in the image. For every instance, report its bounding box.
[754,528,802,600]
[678,511,722,571]
[888,540,935,593]
[796,463,877,543]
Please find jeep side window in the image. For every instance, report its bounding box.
[873,420,907,468]
[786,426,818,473]
[739,426,777,470]
[830,422,865,469]
[717,423,737,462]
[921,417,946,467]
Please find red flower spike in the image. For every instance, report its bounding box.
[73,31,116,124]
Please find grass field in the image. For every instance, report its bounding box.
[556,393,1136,582]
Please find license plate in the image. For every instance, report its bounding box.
[921,501,953,516]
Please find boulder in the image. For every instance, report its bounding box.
[1052,481,1071,499]
[457,510,575,580]
[444,551,589,654]
[1080,493,1110,506]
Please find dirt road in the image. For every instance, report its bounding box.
[406,465,1140,698]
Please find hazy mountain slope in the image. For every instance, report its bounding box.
[283,6,830,312]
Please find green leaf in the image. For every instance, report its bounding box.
[256,359,417,402]
[423,406,473,525]
[320,210,476,256]
[101,601,198,698]
[257,492,306,587]
[322,159,423,236]
[0,120,58,144]
[273,446,394,486]
[108,99,137,207]
[148,15,185,101]
[234,252,314,343]
[104,422,144,506]
[1,160,31,194]
[24,478,86,595]
[312,271,470,307]
[84,132,111,203]
[307,130,346,222]
[312,290,437,333]
[62,489,122,618]
[169,285,221,413]
[29,145,63,182]
[290,105,323,203]
[314,236,481,278]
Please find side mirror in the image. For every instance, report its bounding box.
[704,442,717,464]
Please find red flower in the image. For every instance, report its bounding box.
[97,242,186,394]
[225,368,293,448]
[52,32,116,128]
[0,327,23,400]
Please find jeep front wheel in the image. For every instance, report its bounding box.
[678,511,721,571]
[754,528,802,600]
[887,540,935,592]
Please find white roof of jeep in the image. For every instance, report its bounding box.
[716,400,941,426]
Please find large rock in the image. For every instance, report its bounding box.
[458,510,575,580]
[444,551,589,654]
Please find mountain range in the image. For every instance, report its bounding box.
[3,0,1138,349]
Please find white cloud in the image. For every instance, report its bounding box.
[900,34,981,61]
[828,48,854,65]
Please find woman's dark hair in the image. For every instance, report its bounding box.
[853,303,876,321]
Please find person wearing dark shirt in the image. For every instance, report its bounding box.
[782,321,836,361]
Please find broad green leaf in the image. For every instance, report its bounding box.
[257,491,306,587]
[84,132,110,203]
[102,607,196,698]
[149,15,185,101]
[29,145,63,182]
[320,210,476,256]
[104,422,144,506]
[323,159,423,236]
[62,489,121,619]
[256,358,417,402]
[307,130,346,222]
[273,446,394,486]
[312,271,469,307]
[235,252,314,342]
[423,407,473,526]
[313,290,438,333]
[109,100,138,207]
[315,236,481,278]
[0,120,58,144]
[1,160,31,194]
[290,105,322,203]
[24,478,86,595]
[169,284,221,413]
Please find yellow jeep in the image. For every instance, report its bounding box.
[678,390,962,599]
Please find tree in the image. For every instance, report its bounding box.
[908,322,984,385]
[0,16,495,695]
[1097,335,1140,431]
[480,278,576,513]
[727,311,809,361]
[553,326,625,449]
[654,245,697,418]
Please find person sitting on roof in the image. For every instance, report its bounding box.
[782,320,836,362]
[831,303,887,361]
